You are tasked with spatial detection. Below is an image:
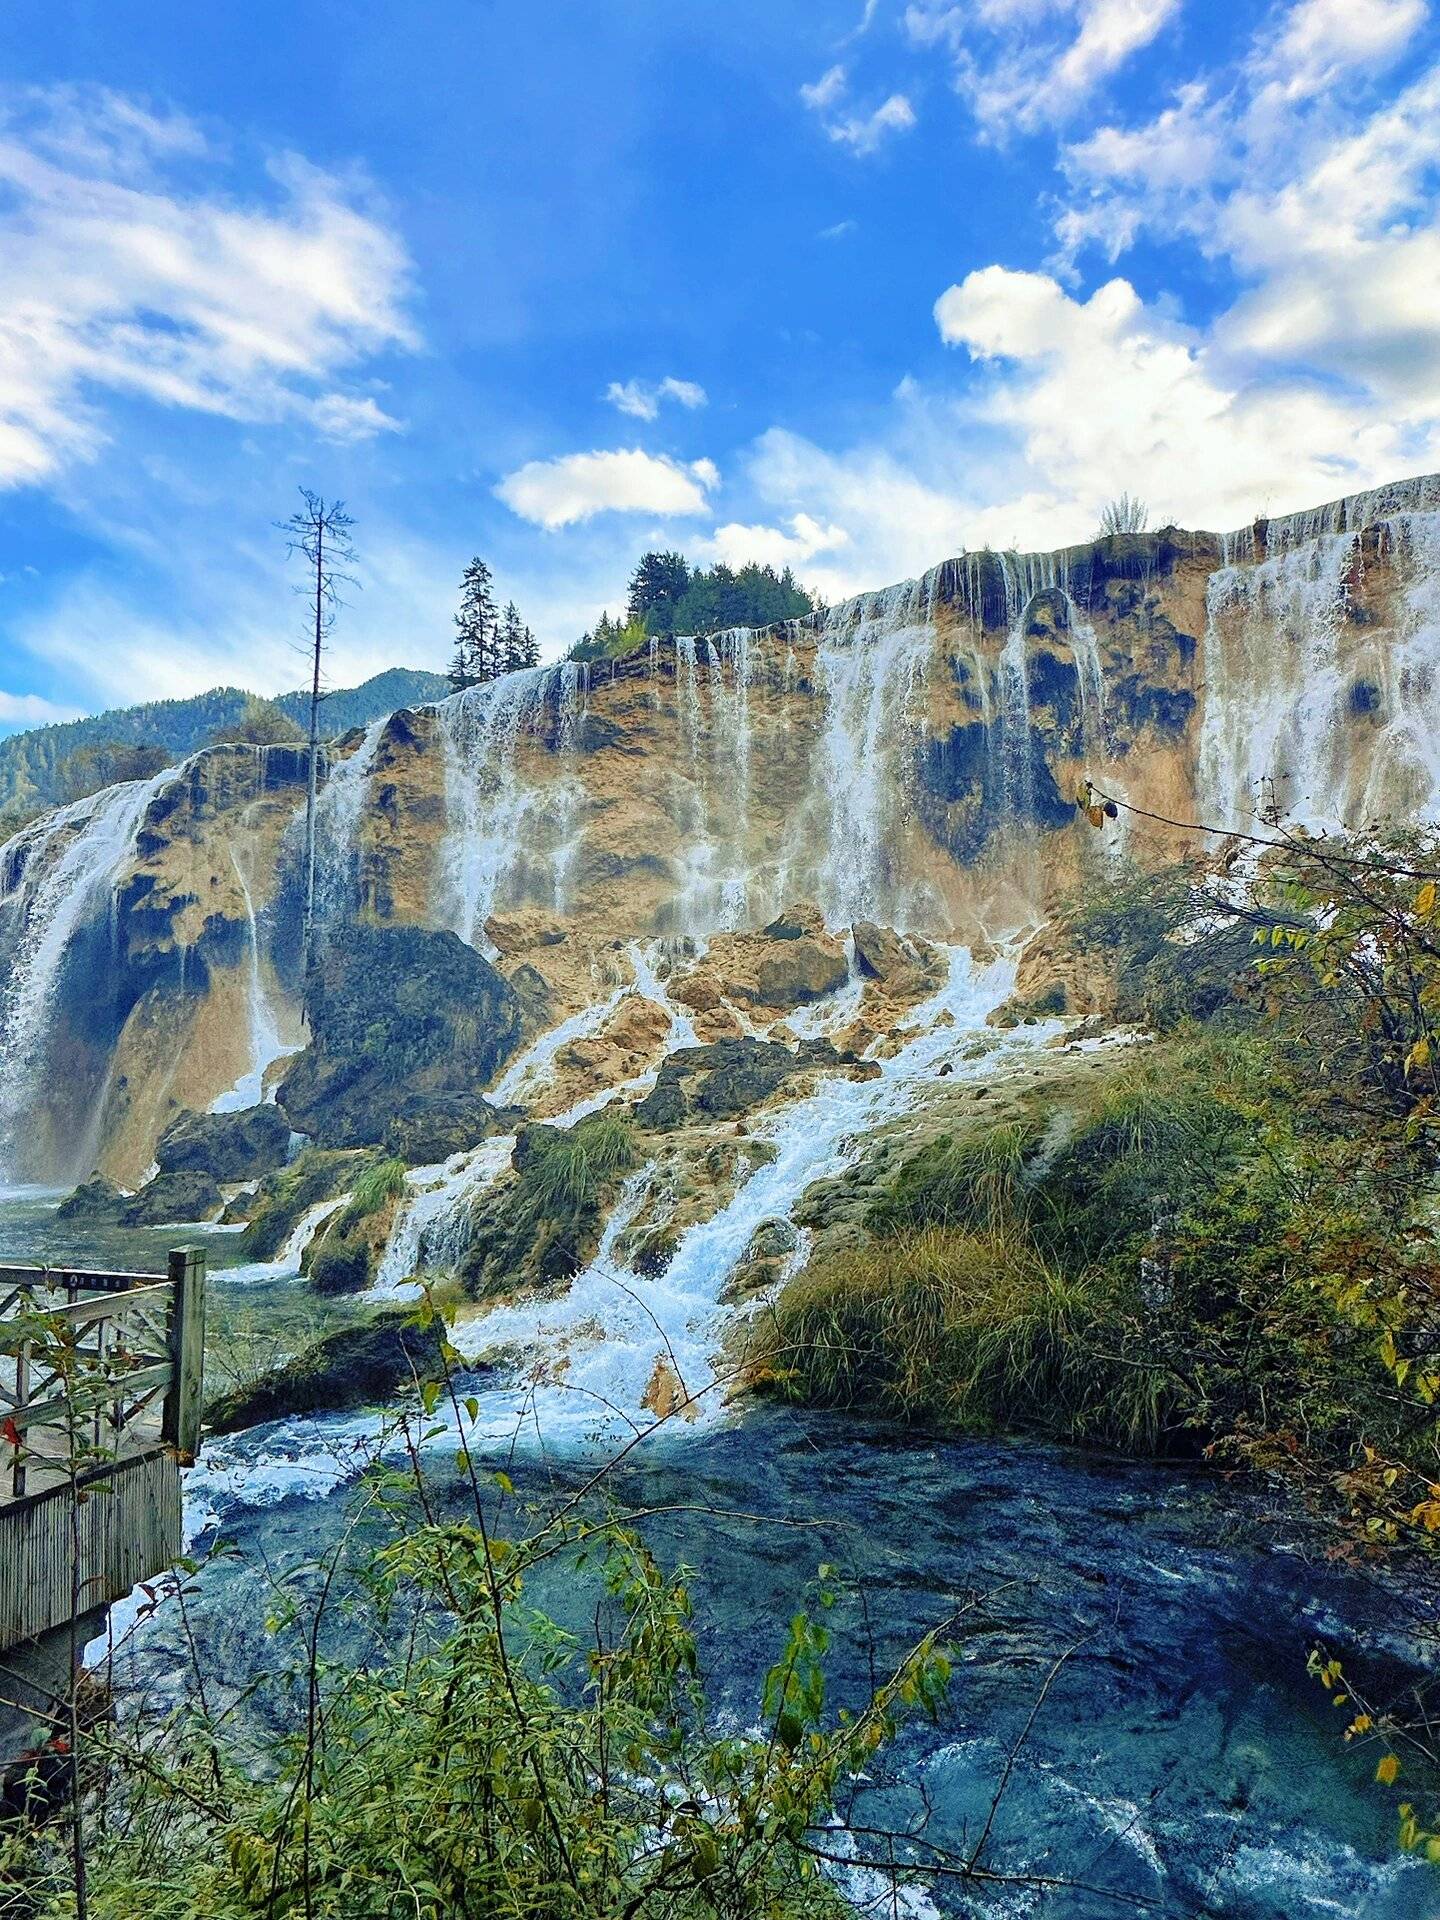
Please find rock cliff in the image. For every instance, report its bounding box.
[3,473,1438,1185]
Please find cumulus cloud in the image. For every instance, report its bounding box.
[800,65,917,154]
[0,690,82,728]
[906,0,1180,134]
[701,512,850,573]
[495,448,719,529]
[604,375,708,421]
[0,85,416,489]
[934,264,1422,532]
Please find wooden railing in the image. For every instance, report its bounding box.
[0,1248,205,1650]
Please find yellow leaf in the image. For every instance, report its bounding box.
[1086,805,1104,828]
[1416,881,1436,918]
[1377,1753,1401,1786]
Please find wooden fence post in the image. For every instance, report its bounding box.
[162,1246,206,1463]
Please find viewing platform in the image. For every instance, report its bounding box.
[0,1247,205,1765]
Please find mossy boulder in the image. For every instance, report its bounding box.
[459,1112,636,1301]
[206,1312,459,1433]
[382,1091,517,1166]
[237,1148,362,1261]
[279,925,523,1150]
[156,1103,291,1182]
[120,1170,223,1226]
[634,1037,843,1131]
[56,1175,125,1222]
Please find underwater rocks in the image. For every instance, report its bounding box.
[279,924,523,1149]
[155,1103,291,1182]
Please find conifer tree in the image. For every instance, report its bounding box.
[498,600,526,674]
[520,624,539,668]
[452,558,498,689]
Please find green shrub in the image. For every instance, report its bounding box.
[345,1156,409,1222]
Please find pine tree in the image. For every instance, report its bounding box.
[627,550,691,632]
[520,624,539,668]
[453,558,498,689]
[498,600,526,674]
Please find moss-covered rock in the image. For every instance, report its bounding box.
[634,1037,844,1131]
[120,1170,223,1225]
[459,1112,636,1301]
[206,1312,459,1433]
[237,1148,362,1260]
[279,924,523,1149]
[156,1103,291,1181]
[56,1175,125,1222]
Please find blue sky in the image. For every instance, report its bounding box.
[2,0,1439,731]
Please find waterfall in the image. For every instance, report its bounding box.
[434,666,584,952]
[0,765,177,1177]
[374,1138,515,1296]
[187,944,1072,1517]
[811,576,936,927]
[312,714,389,930]
[1200,477,1440,831]
[211,849,297,1113]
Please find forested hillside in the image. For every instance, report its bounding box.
[0,667,449,830]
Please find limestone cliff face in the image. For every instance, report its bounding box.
[4,474,1439,1182]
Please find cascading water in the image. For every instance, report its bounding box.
[435,665,585,951]
[810,576,937,928]
[0,765,178,1178]
[311,714,389,930]
[211,849,296,1113]
[189,943,1068,1509]
[1200,476,1440,831]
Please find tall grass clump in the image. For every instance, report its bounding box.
[756,1227,1171,1453]
[346,1156,409,1221]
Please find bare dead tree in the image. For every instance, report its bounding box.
[279,490,358,973]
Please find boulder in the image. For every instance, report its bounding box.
[634,1037,843,1131]
[604,994,671,1055]
[56,1175,126,1223]
[120,1170,223,1226]
[279,925,523,1149]
[382,1092,514,1166]
[670,973,724,1013]
[762,902,827,942]
[156,1103,291,1182]
[752,938,849,1009]
[851,921,913,983]
[206,1313,456,1434]
[507,962,555,1033]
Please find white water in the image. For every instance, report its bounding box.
[1201,477,1440,831]
[0,765,179,1178]
[211,849,297,1113]
[812,582,936,929]
[373,1138,514,1296]
[221,1195,348,1286]
[436,666,582,951]
[313,715,389,929]
[185,944,1067,1521]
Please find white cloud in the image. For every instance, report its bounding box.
[907,0,1180,134]
[1256,0,1425,103]
[934,264,1423,533]
[495,448,719,529]
[801,65,850,112]
[0,690,82,727]
[701,512,850,572]
[800,65,917,154]
[603,375,708,421]
[819,218,859,239]
[0,85,415,489]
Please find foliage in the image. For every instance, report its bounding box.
[449,561,539,690]
[461,1114,639,1298]
[344,1157,409,1223]
[1096,493,1148,536]
[623,550,815,638]
[11,1303,961,1920]
[569,611,648,664]
[209,697,307,748]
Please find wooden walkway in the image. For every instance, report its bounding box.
[0,1248,205,1648]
